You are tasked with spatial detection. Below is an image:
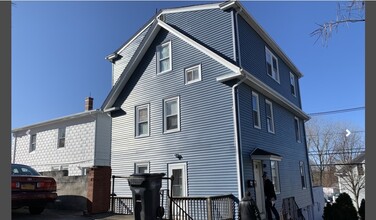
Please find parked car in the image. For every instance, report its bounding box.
[11,163,58,214]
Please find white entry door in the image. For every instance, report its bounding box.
[253,160,266,219]
[168,163,187,197]
[168,163,188,219]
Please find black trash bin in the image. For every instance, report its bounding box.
[128,173,165,220]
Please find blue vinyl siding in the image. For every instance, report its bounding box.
[112,26,150,86]
[165,8,235,63]
[111,29,239,197]
[237,83,312,210]
[236,15,302,108]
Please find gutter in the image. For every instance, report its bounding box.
[12,133,17,163]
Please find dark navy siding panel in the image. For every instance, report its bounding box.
[237,15,302,108]
[165,8,235,63]
[111,29,239,198]
[112,26,150,86]
[237,83,312,210]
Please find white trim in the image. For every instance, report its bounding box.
[252,91,261,129]
[184,64,202,85]
[163,96,180,133]
[117,20,154,55]
[294,116,301,143]
[265,46,280,83]
[157,41,172,75]
[29,134,36,152]
[290,72,297,97]
[251,154,282,161]
[157,19,241,73]
[135,104,150,137]
[168,162,188,197]
[271,160,281,193]
[265,99,275,134]
[160,3,220,15]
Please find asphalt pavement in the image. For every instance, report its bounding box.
[12,208,133,220]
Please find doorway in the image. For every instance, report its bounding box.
[253,160,265,218]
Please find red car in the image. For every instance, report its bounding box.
[11,163,58,214]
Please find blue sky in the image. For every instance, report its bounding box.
[12,1,365,136]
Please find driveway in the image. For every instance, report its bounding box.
[12,208,133,220]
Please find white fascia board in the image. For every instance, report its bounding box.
[217,70,310,120]
[102,21,161,110]
[242,69,309,120]
[159,2,221,15]
[226,1,304,78]
[12,110,101,133]
[157,19,241,73]
[117,20,155,54]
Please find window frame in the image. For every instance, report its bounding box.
[163,96,180,134]
[184,64,202,85]
[265,47,280,83]
[156,41,172,75]
[265,99,275,134]
[252,92,261,129]
[29,134,36,152]
[135,104,150,137]
[134,162,150,174]
[271,160,281,194]
[290,72,297,97]
[294,117,301,143]
[299,161,307,189]
[58,127,66,148]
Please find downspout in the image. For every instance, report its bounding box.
[12,133,17,163]
[232,76,246,199]
[232,6,245,199]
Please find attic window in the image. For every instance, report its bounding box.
[157,41,172,74]
[265,47,280,83]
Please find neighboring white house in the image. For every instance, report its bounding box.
[11,97,112,176]
[336,152,365,209]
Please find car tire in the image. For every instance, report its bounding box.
[29,206,45,214]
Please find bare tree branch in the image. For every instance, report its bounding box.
[311,0,365,46]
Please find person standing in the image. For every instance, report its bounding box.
[263,172,280,220]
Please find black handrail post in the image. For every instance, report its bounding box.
[111,175,115,213]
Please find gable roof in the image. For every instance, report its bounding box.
[102,1,308,120]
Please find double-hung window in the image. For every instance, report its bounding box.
[185,64,201,84]
[271,160,281,193]
[265,47,279,83]
[58,128,66,148]
[252,92,261,129]
[290,72,296,96]
[135,162,149,174]
[294,117,301,142]
[30,134,36,152]
[157,41,172,74]
[265,100,275,133]
[136,104,149,137]
[164,97,180,133]
[300,161,307,189]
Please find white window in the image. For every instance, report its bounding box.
[58,127,66,148]
[30,134,36,152]
[271,160,280,193]
[164,97,180,133]
[252,92,261,129]
[135,162,149,174]
[185,64,202,85]
[157,41,172,74]
[135,104,150,137]
[265,100,275,133]
[300,161,307,189]
[265,47,279,83]
[294,117,301,143]
[290,72,296,96]
[168,163,187,197]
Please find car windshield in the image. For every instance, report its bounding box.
[11,164,40,176]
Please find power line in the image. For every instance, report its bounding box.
[307,106,365,116]
[305,130,365,137]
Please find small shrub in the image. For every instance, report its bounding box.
[332,193,358,220]
[323,202,333,220]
